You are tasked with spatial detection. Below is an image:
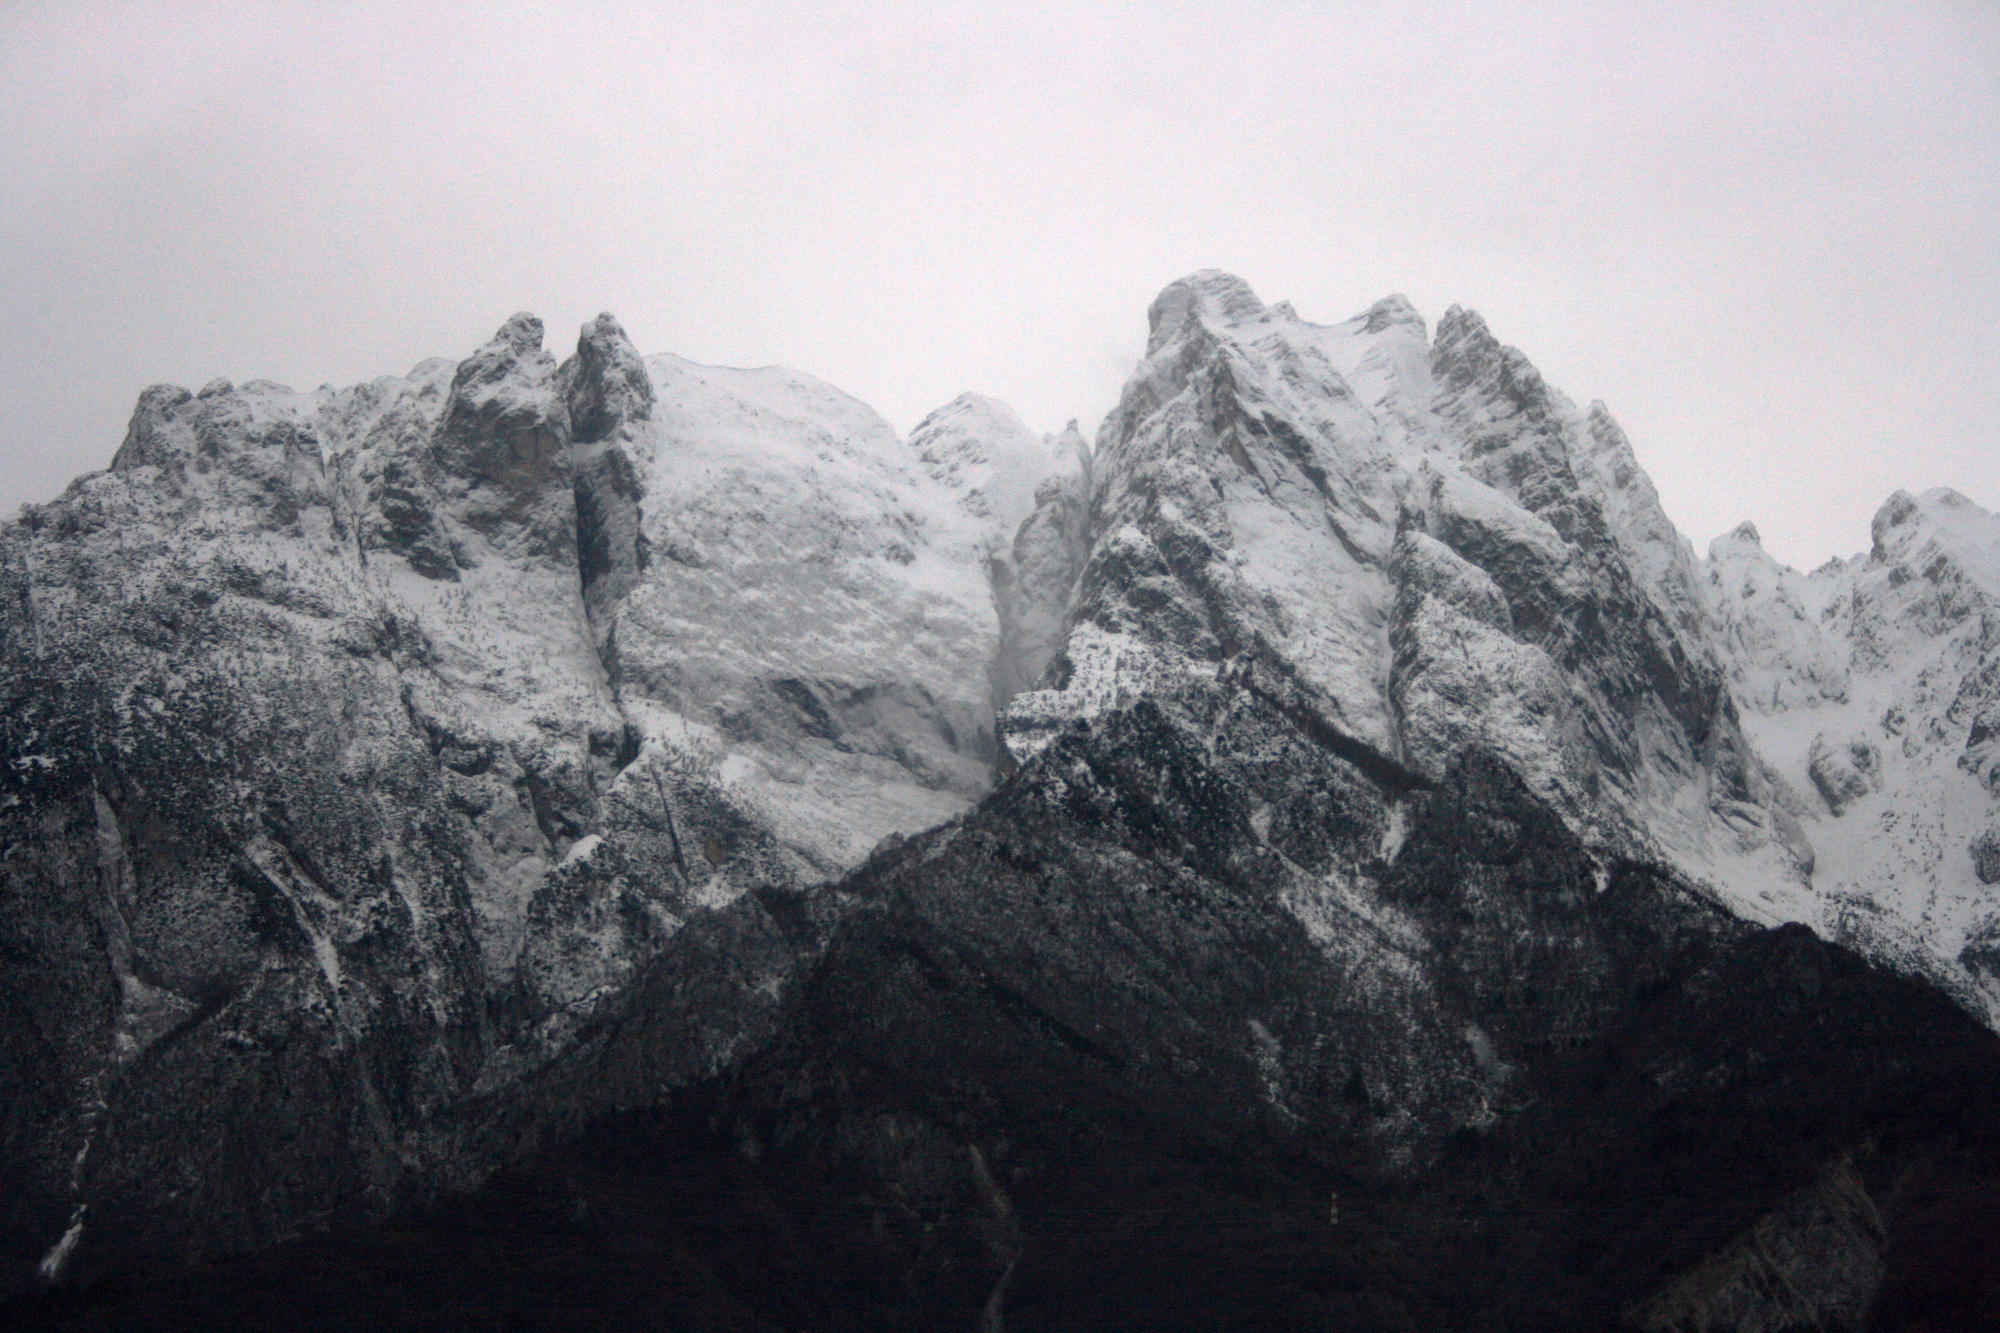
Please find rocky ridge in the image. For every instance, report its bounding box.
[1002,272,1825,943]
[0,311,1086,1285]
[1704,487,2000,1000]
[3,275,1997,1326]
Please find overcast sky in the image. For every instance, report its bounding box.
[2,1,1994,571]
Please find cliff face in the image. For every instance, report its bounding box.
[1003,272,1821,940]
[3,277,1997,1324]
[0,312,1083,1284]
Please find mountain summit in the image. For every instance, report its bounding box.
[3,276,1997,1327]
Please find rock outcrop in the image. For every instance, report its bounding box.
[1810,731,1885,814]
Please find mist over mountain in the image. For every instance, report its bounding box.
[3,275,1996,1329]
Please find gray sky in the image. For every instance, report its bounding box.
[2,0,1994,571]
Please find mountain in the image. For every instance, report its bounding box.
[0,312,1084,1282]
[3,276,1996,1328]
[1704,490,2000,989]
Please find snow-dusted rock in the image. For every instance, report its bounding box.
[0,311,1071,1277]
[904,394,1091,709]
[1853,488,2000,670]
[428,312,577,563]
[907,392,1050,536]
[1703,522,1851,711]
[6,271,1999,1297]
[1571,402,1712,646]
[562,312,653,619]
[1973,826,2000,885]
[1951,629,2000,795]
[597,359,1045,884]
[1387,526,1591,816]
[1808,732,1883,815]
[1390,527,1513,633]
[1012,270,1404,763]
[993,465,1091,711]
[1422,307,1763,859]
[1005,272,1810,938]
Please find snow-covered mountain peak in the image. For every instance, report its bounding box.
[1707,521,1774,566]
[1011,277,2000,1021]
[1703,514,1851,714]
[1431,304,1494,366]
[1432,304,1564,437]
[1868,487,2000,585]
[1144,268,1270,353]
[1870,488,1925,558]
[108,377,316,477]
[600,352,1039,888]
[910,392,1027,461]
[644,353,906,471]
[1839,487,2000,678]
[907,392,1052,538]
[1013,277,1801,923]
[560,312,653,448]
[430,312,574,566]
[1699,482,2000,1016]
[495,310,547,354]
[1359,293,1424,335]
[8,285,2000,1295]
[440,312,559,419]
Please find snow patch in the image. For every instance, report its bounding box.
[37,1208,84,1284]
[559,834,603,867]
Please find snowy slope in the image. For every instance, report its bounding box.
[597,359,1090,882]
[610,357,1003,879]
[1705,489,2000,1016]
